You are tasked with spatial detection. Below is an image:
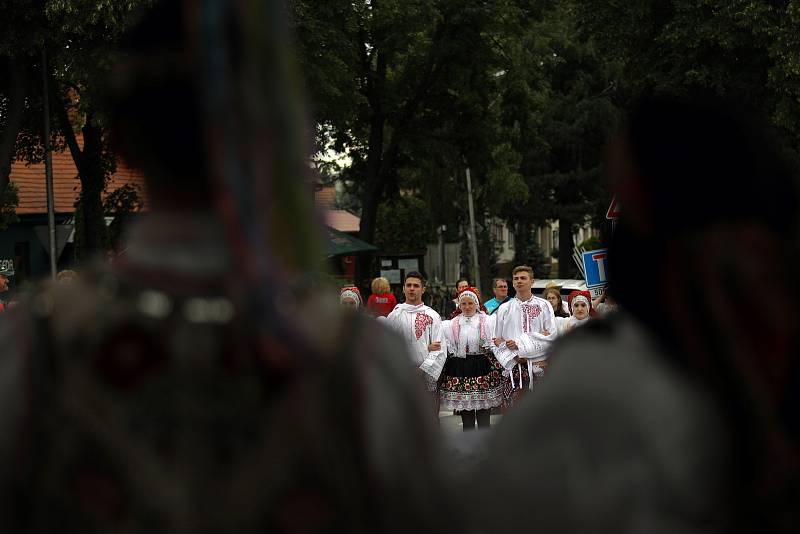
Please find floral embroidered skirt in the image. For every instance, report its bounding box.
[438,353,503,411]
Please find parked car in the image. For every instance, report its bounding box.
[532,279,588,298]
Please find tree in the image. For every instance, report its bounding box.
[573,0,800,147]
[0,182,19,230]
[0,0,150,260]
[373,195,432,253]
[492,1,620,278]
[291,0,533,283]
[0,0,49,195]
[512,229,551,279]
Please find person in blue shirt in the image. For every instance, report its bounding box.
[484,277,510,315]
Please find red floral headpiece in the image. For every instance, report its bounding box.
[567,290,595,316]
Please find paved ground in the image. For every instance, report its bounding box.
[437,411,503,472]
[438,410,503,433]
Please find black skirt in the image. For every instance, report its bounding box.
[438,352,504,411]
[443,353,493,378]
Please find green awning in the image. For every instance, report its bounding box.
[323,225,378,257]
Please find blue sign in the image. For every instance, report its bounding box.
[581,248,608,289]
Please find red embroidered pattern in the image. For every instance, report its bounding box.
[522,303,541,333]
[414,312,433,340]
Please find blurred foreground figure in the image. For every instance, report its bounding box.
[477,98,800,533]
[0,2,448,532]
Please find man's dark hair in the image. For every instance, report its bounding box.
[456,277,469,286]
[493,278,507,288]
[404,271,426,286]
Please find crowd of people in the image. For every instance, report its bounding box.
[338,267,603,429]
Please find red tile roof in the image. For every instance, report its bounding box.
[324,210,361,233]
[9,146,148,215]
[314,186,361,232]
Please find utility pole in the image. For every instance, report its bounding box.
[437,224,446,284]
[465,167,481,294]
[41,49,57,280]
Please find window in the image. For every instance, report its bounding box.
[493,221,504,243]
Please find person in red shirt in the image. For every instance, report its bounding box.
[0,272,10,313]
[367,276,397,317]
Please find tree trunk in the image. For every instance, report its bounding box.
[0,59,27,192]
[77,118,107,259]
[512,220,532,266]
[355,50,388,285]
[477,213,493,295]
[558,216,575,278]
[50,77,108,261]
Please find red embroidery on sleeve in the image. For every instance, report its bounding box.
[414,312,434,339]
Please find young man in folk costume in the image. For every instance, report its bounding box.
[492,265,557,408]
[386,271,447,397]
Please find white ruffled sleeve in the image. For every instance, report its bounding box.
[441,319,455,355]
[419,313,447,381]
[490,305,518,370]
[517,332,551,361]
[481,314,496,351]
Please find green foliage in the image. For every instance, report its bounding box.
[103,183,143,252]
[374,195,431,253]
[73,181,142,257]
[0,181,19,230]
[296,0,800,269]
[512,222,552,278]
[487,2,620,272]
[578,235,602,251]
[291,0,538,258]
[572,0,800,146]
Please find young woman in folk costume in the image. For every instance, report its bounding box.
[440,287,504,430]
[554,290,595,336]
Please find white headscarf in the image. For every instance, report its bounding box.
[570,294,590,314]
[458,289,480,307]
[568,294,591,328]
[340,287,362,308]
